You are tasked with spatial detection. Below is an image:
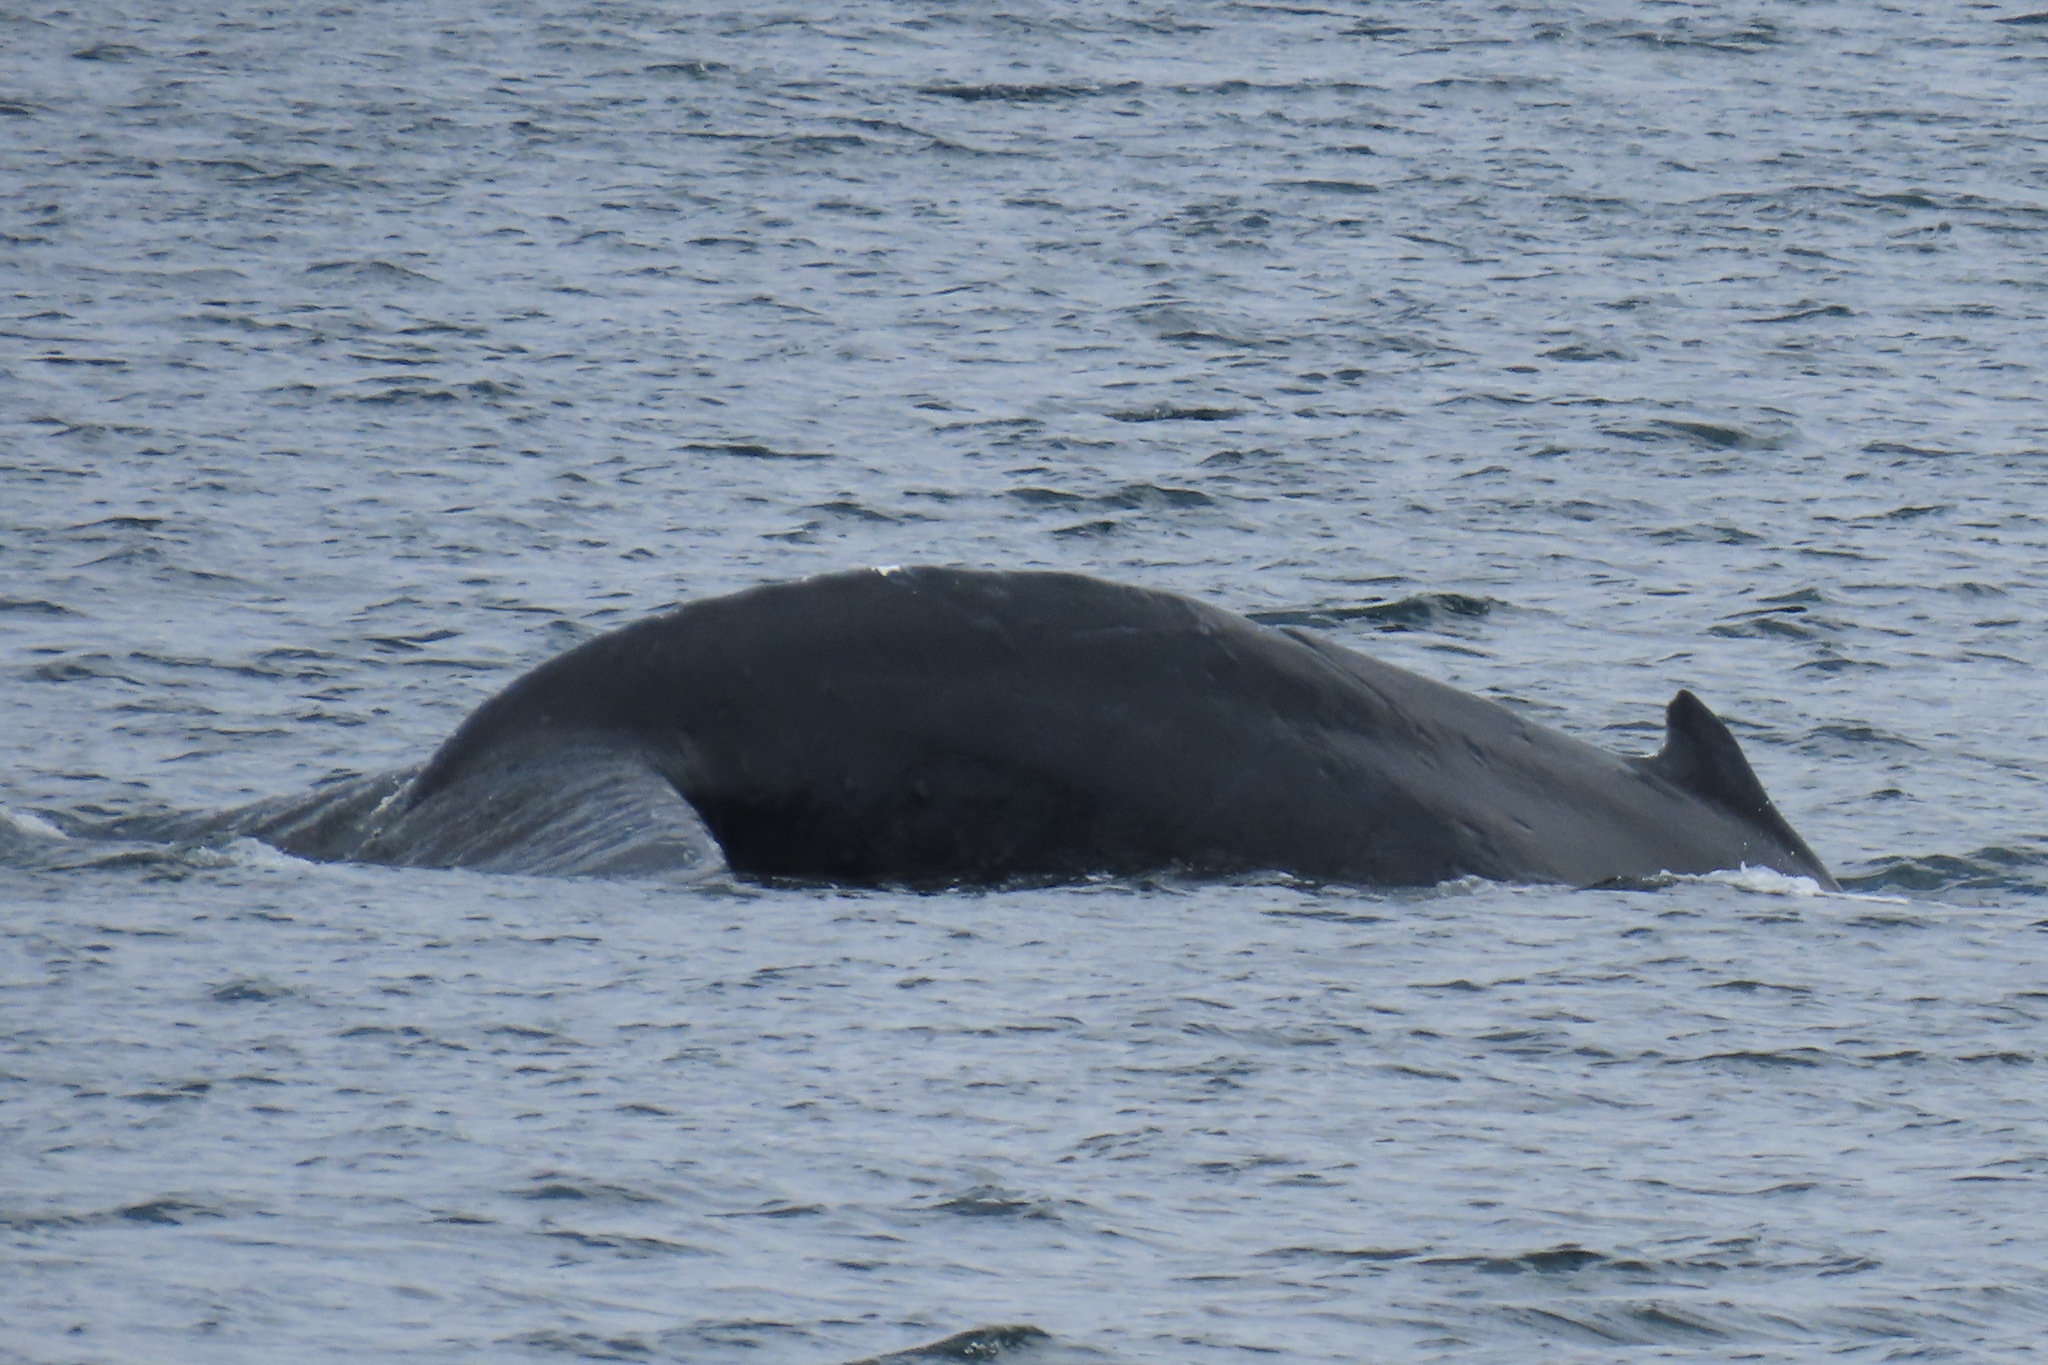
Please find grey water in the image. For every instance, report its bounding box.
[2,1,2046,1361]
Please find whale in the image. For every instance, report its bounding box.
[64,567,1836,889]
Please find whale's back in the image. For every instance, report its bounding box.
[403,567,1835,888]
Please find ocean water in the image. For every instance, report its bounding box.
[3,1,2047,1361]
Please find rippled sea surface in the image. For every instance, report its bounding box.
[4,2,2047,1361]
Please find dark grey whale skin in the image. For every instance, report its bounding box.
[81,567,1836,889]
[225,565,1827,889]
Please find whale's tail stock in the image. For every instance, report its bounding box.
[54,739,725,879]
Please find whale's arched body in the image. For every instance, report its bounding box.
[80,568,1837,889]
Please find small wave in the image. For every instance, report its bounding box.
[845,1326,1056,1364]
[913,1185,1058,1220]
[2,806,68,841]
[1050,519,1119,539]
[220,836,322,871]
[1842,845,2048,896]
[1647,522,1763,545]
[1124,301,1277,346]
[71,42,148,62]
[709,1200,824,1219]
[1009,483,1216,512]
[1270,178,1379,195]
[1605,20,1784,54]
[1667,1049,1828,1071]
[1494,1299,1739,1345]
[1407,1235,1880,1285]
[512,1175,662,1205]
[537,1229,708,1258]
[1263,1244,1423,1263]
[1248,592,1497,634]
[1804,723,1919,750]
[209,978,296,1003]
[2,808,238,874]
[505,1328,670,1358]
[1603,418,1789,450]
[1415,75,1560,93]
[681,441,832,460]
[1105,403,1244,423]
[643,59,728,78]
[1542,342,1636,361]
[808,500,915,524]
[1747,302,1855,324]
[0,597,79,616]
[1630,866,1911,904]
[1426,1244,1615,1274]
[10,1198,229,1231]
[759,133,870,156]
[919,82,1134,102]
[302,259,440,286]
[23,841,238,874]
[1709,613,1831,640]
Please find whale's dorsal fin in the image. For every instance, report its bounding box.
[1632,689,1836,887]
[1636,689,1777,820]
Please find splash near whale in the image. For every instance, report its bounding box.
[55,568,1837,889]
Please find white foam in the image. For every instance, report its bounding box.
[1,807,69,841]
[224,836,317,870]
[1684,864,1909,905]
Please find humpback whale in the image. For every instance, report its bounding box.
[69,567,1836,889]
